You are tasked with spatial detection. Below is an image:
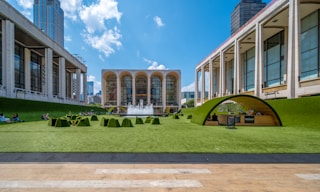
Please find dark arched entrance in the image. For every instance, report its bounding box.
[191,95,282,126]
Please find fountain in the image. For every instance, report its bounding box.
[127,99,154,116]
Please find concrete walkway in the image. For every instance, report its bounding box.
[0,153,319,191]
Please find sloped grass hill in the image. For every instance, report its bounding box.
[189,95,320,129]
[0,97,105,122]
[267,96,320,129]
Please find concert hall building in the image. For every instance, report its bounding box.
[101,69,181,113]
[195,0,320,106]
[0,1,87,105]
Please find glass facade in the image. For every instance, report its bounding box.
[228,59,234,94]
[121,75,132,105]
[243,47,255,91]
[197,71,201,99]
[66,71,72,98]
[14,44,25,89]
[30,52,42,92]
[105,74,117,105]
[300,10,319,81]
[264,31,285,87]
[52,64,59,95]
[135,75,147,105]
[33,0,64,46]
[166,75,177,105]
[151,75,162,105]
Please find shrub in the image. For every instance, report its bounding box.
[121,118,134,127]
[151,117,160,125]
[55,118,70,127]
[145,116,153,123]
[107,118,120,127]
[187,115,192,119]
[100,117,109,126]
[91,115,99,121]
[77,117,90,126]
[135,117,144,124]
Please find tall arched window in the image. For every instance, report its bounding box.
[106,74,117,105]
[151,75,162,105]
[121,75,132,105]
[135,75,147,105]
[166,75,177,105]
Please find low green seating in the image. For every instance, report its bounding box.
[151,117,160,125]
[77,117,90,126]
[107,118,120,127]
[48,118,57,126]
[172,114,180,119]
[145,116,152,123]
[135,117,144,124]
[100,117,109,126]
[71,115,78,120]
[121,118,133,127]
[55,118,70,127]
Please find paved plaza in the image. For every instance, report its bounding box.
[0,153,319,191]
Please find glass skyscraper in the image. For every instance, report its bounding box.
[231,0,266,34]
[33,0,64,47]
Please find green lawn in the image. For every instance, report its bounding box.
[0,115,319,153]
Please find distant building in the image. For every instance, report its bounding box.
[88,95,101,104]
[87,81,94,96]
[102,69,181,113]
[33,0,64,47]
[231,0,266,34]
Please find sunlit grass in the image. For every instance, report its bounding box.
[0,115,319,153]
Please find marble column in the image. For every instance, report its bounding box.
[45,48,53,100]
[287,0,300,98]
[58,57,66,99]
[2,20,15,98]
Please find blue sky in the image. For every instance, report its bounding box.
[7,0,271,94]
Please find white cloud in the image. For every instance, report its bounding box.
[60,0,82,21]
[153,16,164,27]
[181,82,195,92]
[79,0,122,57]
[17,0,33,9]
[83,27,122,57]
[98,54,105,62]
[87,75,101,94]
[79,0,122,34]
[144,58,167,70]
[65,35,72,42]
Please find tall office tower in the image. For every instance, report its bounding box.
[87,81,94,96]
[231,0,266,34]
[33,0,64,47]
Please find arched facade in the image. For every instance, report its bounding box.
[102,69,181,113]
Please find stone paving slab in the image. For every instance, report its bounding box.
[0,153,320,163]
[0,163,319,191]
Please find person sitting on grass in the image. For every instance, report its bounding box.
[0,113,11,123]
[12,113,24,122]
[41,113,49,120]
